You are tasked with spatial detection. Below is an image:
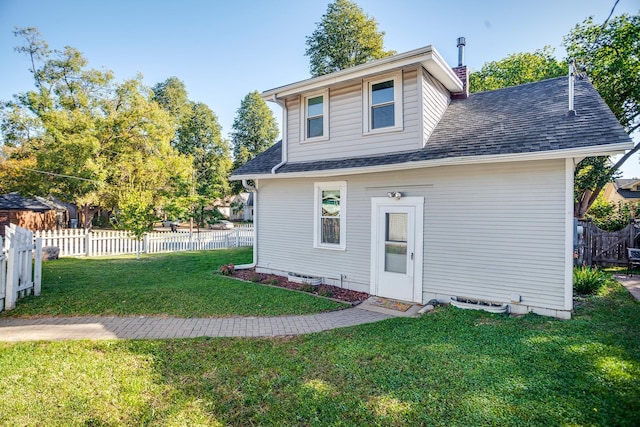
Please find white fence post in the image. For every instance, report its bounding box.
[4,246,18,310]
[34,237,42,296]
[143,233,149,254]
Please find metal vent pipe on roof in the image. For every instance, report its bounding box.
[568,59,576,116]
[457,36,466,66]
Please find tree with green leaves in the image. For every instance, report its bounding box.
[469,47,566,93]
[231,91,278,193]
[468,13,638,218]
[305,0,395,77]
[111,188,155,260]
[152,77,232,227]
[0,28,192,231]
[565,13,639,218]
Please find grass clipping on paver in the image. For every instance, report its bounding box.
[0,248,346,318]
[1,281,639,426]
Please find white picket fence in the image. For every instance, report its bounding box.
[34,226,254,257]
[1,224,43,311]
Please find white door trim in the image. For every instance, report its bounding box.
[370,196,424,302]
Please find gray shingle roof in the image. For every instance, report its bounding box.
[0,192,53,212]
[231,77,631,178]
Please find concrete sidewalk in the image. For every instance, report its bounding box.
[0,307,393,342]
[614,274,640,301]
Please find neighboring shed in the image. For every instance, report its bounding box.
[0,192,58,236]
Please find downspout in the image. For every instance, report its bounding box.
[270,95,288,174]
[235,179,258,269]
[236,96,286,270]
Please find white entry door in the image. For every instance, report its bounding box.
[370,197,424,302]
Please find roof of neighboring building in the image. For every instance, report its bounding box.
[0,192,54,212]
[231,77,632,179]
[612,179,640,200]
[615,179,640,190]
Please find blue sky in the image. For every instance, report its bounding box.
[1,0,638,175]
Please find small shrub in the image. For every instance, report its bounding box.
[318,289,334,298]
[249,274,261,283]
[573,266,609,295]
[262,279,278,286]
[218,263,235,276]
[298,284,315,293]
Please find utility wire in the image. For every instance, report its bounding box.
[18,167,103,184]
[588,0,620,53]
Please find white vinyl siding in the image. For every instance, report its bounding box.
[421,69,450,145]
[255,159,569,312]
[285,68,422,163]
[421,161,567,311]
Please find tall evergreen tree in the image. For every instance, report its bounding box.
[305,0,395,77]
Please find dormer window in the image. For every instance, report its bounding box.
[371,81,395,128]
[301,89,329,142]
[363,71,403,135]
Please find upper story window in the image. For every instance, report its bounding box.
[301,89,329,142]
[363,71,403,135]
[371,81,395,128]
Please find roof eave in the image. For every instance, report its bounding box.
[261,45,463,100]
[230,142,633,181]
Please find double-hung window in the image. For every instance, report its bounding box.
[314,181,346,250]
[363,72,403,134]
[302,89,329,142]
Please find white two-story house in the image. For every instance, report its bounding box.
[230,43,632,318]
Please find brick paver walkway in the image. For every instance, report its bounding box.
[0,307,392,342]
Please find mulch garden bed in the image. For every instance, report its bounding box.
[232,268,369,304]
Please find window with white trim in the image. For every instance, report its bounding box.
[363,72,403,134]
[302,89,329,142]
[314,181,346,250]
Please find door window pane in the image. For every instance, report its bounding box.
[385,213,407,274]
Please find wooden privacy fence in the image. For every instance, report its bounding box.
[34,227,254,257]
[578,220,640,266]
[1,224,43,311]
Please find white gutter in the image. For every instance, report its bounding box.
[231,141,633,181]
[270,96,288,174]
[235,179,258,270]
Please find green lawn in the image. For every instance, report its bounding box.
[1,280,639,425]
[0,250,640,427]
[0,248,346,318]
